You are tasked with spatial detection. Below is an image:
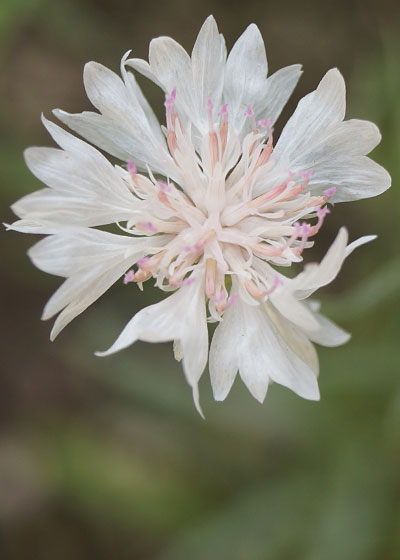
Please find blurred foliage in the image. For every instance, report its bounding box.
[1,1,400,559]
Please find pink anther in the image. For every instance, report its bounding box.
[323,186,338,198]
[136,221,158,234]
[217,103,228,117]
[123,269,135,284]
[158,180,171,192]
[164,87,177,109]
[127,160,137,176]
[245,105,258,132]
[136,256,150,268]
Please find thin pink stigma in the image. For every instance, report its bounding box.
[324,186,338,198]
[123,269,135,285]
[127,160,137,176]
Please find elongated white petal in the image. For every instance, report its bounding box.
[11,118,141,227]
[304,311,350,347]
[28,229,169,337]
[190,16,226,133]
[224,23,268,132]
[210,297,320,402]
[97,274,208,415]
[293,228,375,299]
[308,155,391,202]
[255,64,302,125]
[276,68,346,158]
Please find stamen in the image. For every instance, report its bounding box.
[207,97,214,131]
[205,258,217,299]
[123,269,135,284]
[264,274,283,295]
[248,174,294,209]
[133,269,152,283]
[127,160,137,177]
[136,256,150,268]
[136,221,158,234]
[245,279,267,299]
[158,180,171,192]
[324,186,338,199]
[218,103,229,155]
[245,105,258,133]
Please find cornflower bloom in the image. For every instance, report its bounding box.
[8,16,390,415]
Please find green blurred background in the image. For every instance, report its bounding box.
[1,1,400,558]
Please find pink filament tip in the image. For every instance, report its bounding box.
[136,256,150,268]
[127,160,137,175]
[218,103,228,116]
[317,207,330,219]
[123,270,135,284]
[301,170,315,180]
[257,118,272,129]
[158,180,171,192]
[207,96,214,112]
[137,221,158,233]
[227,293,238,307]
[245,105,254,117]
[324,186,338,198]
[165,87,177,108]
[181,277,196,287]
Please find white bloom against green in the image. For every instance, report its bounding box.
[9,16,390,415]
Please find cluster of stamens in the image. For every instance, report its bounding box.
[121,88,336,319]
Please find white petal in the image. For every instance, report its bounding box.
[275,68,346,160]
[304,310,350,347]
[255,64,302,124]
[210,298,319,402]
[265,302,319,375]
[293,228,375,299]
[191,15,226,133]
[308,155,391,202]
[11,120,140,227]
[224,23,268,132]
[148,36,195,122]
[97,274,208,414]
[28,228,168,337]
[53,61,176,176]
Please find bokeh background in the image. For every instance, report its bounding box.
[1,1,400,558]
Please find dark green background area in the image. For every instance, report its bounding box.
[1,1,399,558]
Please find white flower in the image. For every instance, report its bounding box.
[9,16,390,415]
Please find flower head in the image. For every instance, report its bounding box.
[9,16,390,415]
